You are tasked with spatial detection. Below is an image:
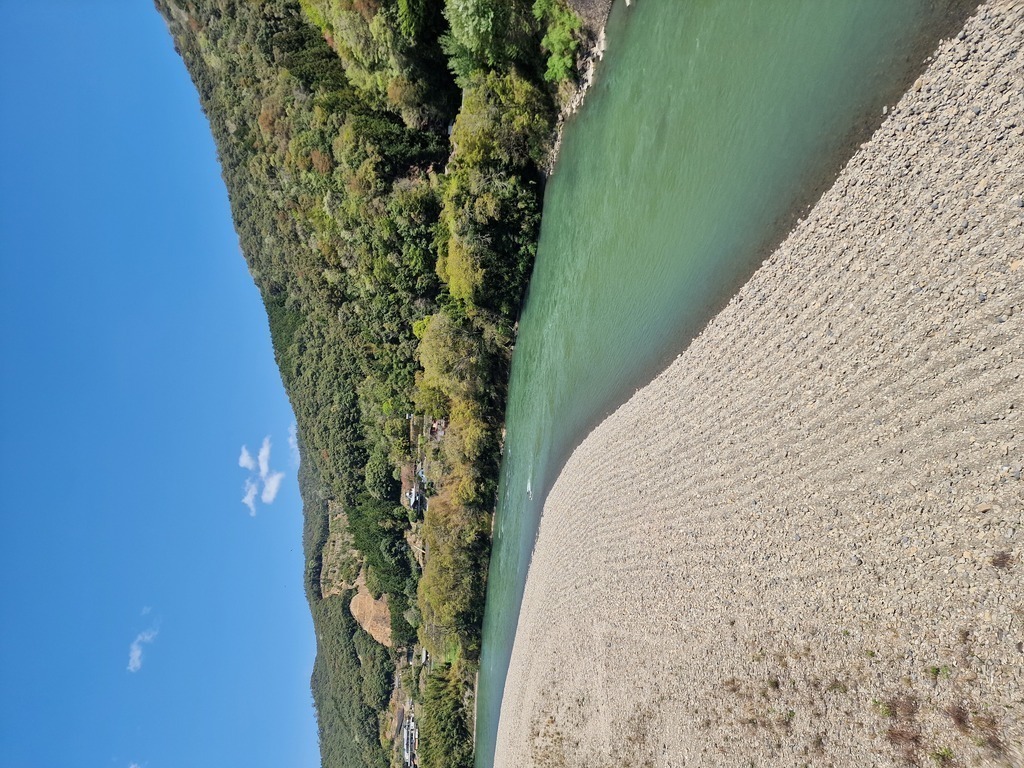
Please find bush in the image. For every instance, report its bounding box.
[450,70,552,168]
[533,0,581,82]
[365,447,398,501]
[442,0,533,76]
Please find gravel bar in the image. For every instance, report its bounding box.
[495,2,1024,766]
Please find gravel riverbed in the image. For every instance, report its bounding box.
[495,2,1024,766]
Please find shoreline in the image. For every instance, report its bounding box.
[497,1,1024,765]
[546,0,617,174]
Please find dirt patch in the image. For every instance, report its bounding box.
[349,569,392,647]
[320,504,359,599]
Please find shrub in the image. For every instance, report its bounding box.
[533,0,581,82]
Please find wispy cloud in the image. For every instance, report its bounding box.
[127,629,158,673]
[287,423,300,466]
[242,479,258,516]
[261,471,284,503]
[129,763,141,768]
[257,436,272,480]
[238,435,286,515]
[238,445,256,471]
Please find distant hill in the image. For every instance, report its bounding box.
[156,0,587,765]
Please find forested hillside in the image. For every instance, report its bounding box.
[155,0,584,765]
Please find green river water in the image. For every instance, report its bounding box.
[475,1,975,764]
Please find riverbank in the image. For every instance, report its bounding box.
[495,1,1024,765]
[546,0,615,173]
[566,0,614,34]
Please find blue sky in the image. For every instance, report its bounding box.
[0,2,319,766]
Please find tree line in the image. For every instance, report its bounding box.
[156,0,585,765]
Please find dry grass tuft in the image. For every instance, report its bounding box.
[971,714,1005,756]
[886,726,923,766]
[892,696,919,720]
[943,704,970,734]
[990,550,1015,569]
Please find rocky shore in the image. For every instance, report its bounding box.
[496,2,1024,766]
[565,0,614,36]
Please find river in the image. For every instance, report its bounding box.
[474,1,976,764]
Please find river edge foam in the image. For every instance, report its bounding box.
[497,0,1024,765]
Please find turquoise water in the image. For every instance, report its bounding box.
[475,1,972,764]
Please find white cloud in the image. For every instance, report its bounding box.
[238,445,256,471]
[257,436,272,480]
[242,478,258,516]
[127,629,158,673]
[261,471,285,503]
[140,606,151,616]
[287,423,300,466]
[129,763,141,768]
[238,434,287,515]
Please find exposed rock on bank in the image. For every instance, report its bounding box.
[565,0,614,36]
[497,2,1024,766]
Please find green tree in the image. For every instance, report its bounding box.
[442,0,533,78]
[416,312,485,402]
[450,70,551,168]
[419,664,474,768]
[533,0,581,82]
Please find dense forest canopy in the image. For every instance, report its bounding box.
[156,0,585,765]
